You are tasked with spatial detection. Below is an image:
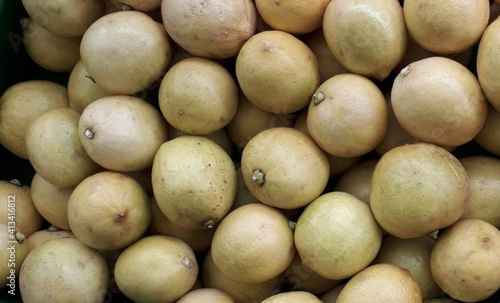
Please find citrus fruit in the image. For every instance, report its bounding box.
[0,80,69,159]
[373,235,441,300]
[67,171,151,250]
[19,238,109,303]
[241,127,329,209]
[151,136,237,230]
[403,0,490,54]
[294,191,383,280]
[459,156,500,228]
[235,30,320,114]
[79,95,168,172]
[322,0,407,80]
[391,56,488,147]
[161,0,256,59]
[336,263,422,303]
[307,73,388,157]
[158,57,238,135]
[210,203,295,284]
[25,107,100,188]
[80,10,171,94]
[114,235,198,303]
[255,0,330,34]
[430,219,500,302]
[477,16,500,111]
[370,143,470,238]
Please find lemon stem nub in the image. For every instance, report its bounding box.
[203,219,215,229]
[182,256,194,272]
[288,221,297,232]
[400,64,412,77]
[312,91,325,106]
[15,231,26,244]
[427,229,439,240]
[48,225,61,231]
[118,3,132,10]
[84,128,94,140]
[20,17,28,29]
[10,179,22,186]
[252,169,266,187]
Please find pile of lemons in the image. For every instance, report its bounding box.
[1,0,499,302]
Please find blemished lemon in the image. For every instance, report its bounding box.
[403,0,490,54]
[30,173,72,231]
[0,80,69,159]
[255,0,330,34]
[391,56,488,148]
[373,235,441,300]
[25,107,101,188]
[459,156,500,228]
[201,249,283,303]
[210,203,295,284]
[235,30,320,114]
[79,95,168,172]
[114,235,199,303]
[177,288,235,303]
[241,127,329,209]
[370,143,470,238]
[26,228,76,251]
[67,60,110,114]
[322,0,407,80]
[261,291,323,303]
[0,179,43,238]
[430,219,500,302]
[21,0,104,37]
[477,16,500,111]
[161,0,256,59]
[474,105,500,156]
[22,18,81,73]
[294,191,383,280]
[151,136,237,230]
[67,171,151,250]
[158,57,238,135]
[80,10,171,95]
[336,263,422,303]
[19,238,109,303]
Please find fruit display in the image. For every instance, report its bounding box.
[1,0,500,302]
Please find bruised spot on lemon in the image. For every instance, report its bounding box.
[391,57,488,148]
